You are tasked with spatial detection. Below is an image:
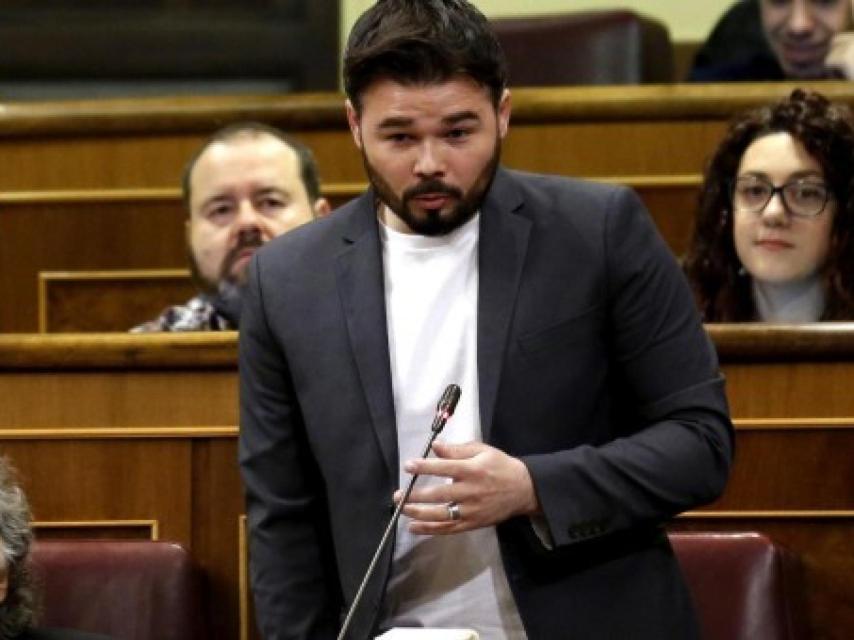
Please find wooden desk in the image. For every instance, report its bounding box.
[0,325,852,636]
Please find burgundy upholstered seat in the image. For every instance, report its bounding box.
[491,11,674,86]
[670,532,808,640]
[29,540,204,640]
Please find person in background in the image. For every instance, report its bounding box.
[690,0,854,81]
[132,122,330,332]
[239,1,733,638]
[0,458,110,640]
[684,89,854,321]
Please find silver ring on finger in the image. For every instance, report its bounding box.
[446,502,461,522]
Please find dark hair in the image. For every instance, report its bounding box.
[684,89,854,321]
[181,121,323,210]
[0,458,35,638]
[343,0,507,112]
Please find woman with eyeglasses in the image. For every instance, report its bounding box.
[684,89,854,321]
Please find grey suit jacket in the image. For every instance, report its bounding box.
[239,168,734,639]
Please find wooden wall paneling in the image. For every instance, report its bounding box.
[724,361,854,418]
[191,438,244,640]
[32,520,160,540]
[1,439,193,544]
[714,424,854,510]
[502,119,726,177]
[0,371,237,430]
[39,269,195,333]
[0,192,188,333]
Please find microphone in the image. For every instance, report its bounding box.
[431,384,462,433]
[336,384,461,640]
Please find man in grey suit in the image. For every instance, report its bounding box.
[239,1,734,638]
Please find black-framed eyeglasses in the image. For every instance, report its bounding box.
[731,175,832,218]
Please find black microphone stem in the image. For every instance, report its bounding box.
[336,429,441,640]
[336,384,460,640]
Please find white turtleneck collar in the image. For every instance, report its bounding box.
[752,275,825,322]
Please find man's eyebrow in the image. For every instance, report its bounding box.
[377,116,414,130]
[254,187,288,196]
[200,193,233,209]
[375,111,482,130]
[443,111,480,125]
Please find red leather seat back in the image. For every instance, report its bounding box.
[29,540,204,640]
[491,11,674,86]
[670,532,808,640]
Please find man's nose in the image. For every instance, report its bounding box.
[234,200,262,231]
[787,2,816,35]
[413,140,445,177]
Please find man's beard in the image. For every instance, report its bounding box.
[188,229,263,295]
[361,137,501,236]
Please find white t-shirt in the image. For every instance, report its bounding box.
[378,211,527,639]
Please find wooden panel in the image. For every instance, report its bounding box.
[40,269,195,333]
[4,440,192,543]
[0,194,187,333]
[0,177,700,333]
[32,520,159,540]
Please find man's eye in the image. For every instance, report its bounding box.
[387,133,411,143]
[258,197,285,210]
[446,128,470,140]
[207,205,233,219]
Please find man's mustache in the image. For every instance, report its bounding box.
[403,179,463,202]
[220,232,264,281]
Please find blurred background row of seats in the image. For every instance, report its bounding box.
[0,4,679,100]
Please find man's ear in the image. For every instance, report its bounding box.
[345,99,363,150]
[497,89,512,140]
[313,197,332,219]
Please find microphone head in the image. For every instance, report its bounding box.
[437,384,462,417]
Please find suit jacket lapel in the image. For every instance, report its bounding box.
[334,192,398,481]
[478,169,530,442]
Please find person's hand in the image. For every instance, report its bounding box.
[393,441,540,535]
[826,32,854,79]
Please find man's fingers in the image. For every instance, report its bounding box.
[401,501,457,522]
[431,440,485,459]
[395,483,457,506]
[404,456,464,478]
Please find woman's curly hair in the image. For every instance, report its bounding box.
[683,89,854,321]
[0,458,35,639]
